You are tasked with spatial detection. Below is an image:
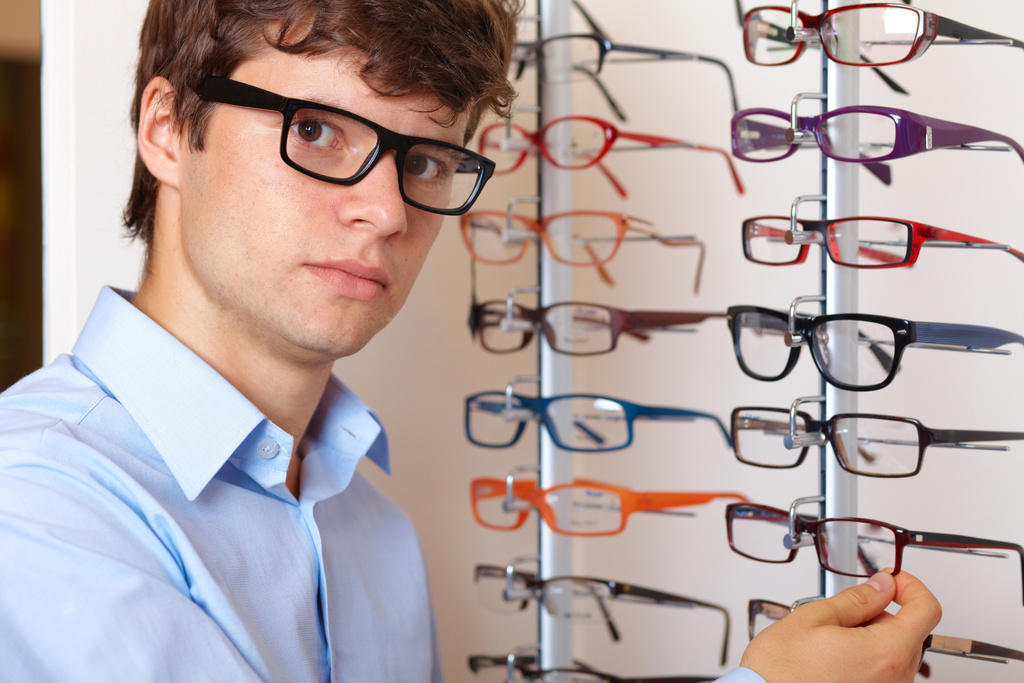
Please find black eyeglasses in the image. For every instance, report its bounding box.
[730,406,1024,478]
[726,503,1024,603]
[473,564,731,665]
[726,305,1024,391]
[194,76,494,215]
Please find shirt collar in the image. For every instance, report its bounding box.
[72,287,390,501]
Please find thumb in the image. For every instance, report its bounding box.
[820,571,896,628]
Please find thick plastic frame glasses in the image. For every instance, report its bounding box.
[729,404,1024,478]
[725,502,1024,603]
[464,390,732,451]
[730,105,1024,171]
[471,476,747,537]
[193,76,495,216]
[467,298,727,355]
[472,563,731,665]
[743,4,1024,68]
[747,598,1024,671]
[726,304,1024,391]
[480,116,745,198]
[460,209,703,275]
[741,215,1024,269]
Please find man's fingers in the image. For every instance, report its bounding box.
[807,571,898,628]
[885,570,943,639]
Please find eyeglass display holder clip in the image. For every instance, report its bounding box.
[506,643,541,682]
[502,286,541,333]
[784,294,825,347]
[786,92,825,144]
[502,196,542,244]
[503,375,540,421]
[786,193,826,240]
[505,464,540,514]
[784,395,826,449]
[783,495,824,550]
[505,554,541,602]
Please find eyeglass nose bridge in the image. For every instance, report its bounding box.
[501,286,540,333]
[786,92,825,144]
[786,495,824,549]
[504,554,540,601]
[504,465,539,514]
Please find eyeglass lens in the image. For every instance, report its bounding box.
[463,213,531,264]
[731,310,791,379]
[544,303,616,354]
[541,118,609,168]
[540,36,604,83]
[285,106,484,212]
[810,319,893,387]
[467,394,630,450]
[748,600,790,639]
[545,485,624,534]
[745,6,923,66]
[744,217,913,266]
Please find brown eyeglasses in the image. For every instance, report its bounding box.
[468,300,727,355]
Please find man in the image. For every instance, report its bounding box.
[0,0,938,681]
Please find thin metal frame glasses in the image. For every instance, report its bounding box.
[194,76,494,215]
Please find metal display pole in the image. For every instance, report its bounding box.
[822,0,860,597]
[537,0,575,669]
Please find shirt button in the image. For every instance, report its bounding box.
[257,439,281,459]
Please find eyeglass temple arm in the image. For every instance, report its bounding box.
[616,131,745,195]
[911,321,1024,354]
[924,634,1024,665]
[638,407,732,448]
[933,15,1024,51]
[927,427,1024,449]
[615,584,731,665]
[624,310,729,335]
[907,530,1024,604]
[640,491,749,516]
[919,226,1024,265]
[919,114,1024,165]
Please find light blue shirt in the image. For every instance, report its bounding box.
[717,667,765,682]
[0,287,441,682]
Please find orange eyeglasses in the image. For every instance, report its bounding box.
[471,476,748,537]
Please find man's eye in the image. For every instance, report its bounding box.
[406,153,445,179]
[293,119,337,147]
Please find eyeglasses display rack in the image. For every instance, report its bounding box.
[462,1,1024,679]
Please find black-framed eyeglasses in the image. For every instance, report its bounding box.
[726,502,1024,603]
[748,598,1024,672]
[726,304,1024,391]
[465,391,732,451]
[468,298,726,355]
[194,76,495,215]
[730,406,1024,478]
[473,564,731,665]
[741,215,1024,270]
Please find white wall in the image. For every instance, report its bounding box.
[45,1,1024,682]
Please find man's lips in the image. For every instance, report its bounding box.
[305,260,389,301]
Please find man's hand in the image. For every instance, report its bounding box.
[740,570,942,682]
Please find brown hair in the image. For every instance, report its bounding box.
[123,0,521,246]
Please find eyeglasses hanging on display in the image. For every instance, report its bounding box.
[480,116,745,198]
[471,476,748,536]
[748,598,1024,671]
[725,502,1024,602]
[473,563,731,664]
[742,4,1024,68]
[465,390,732,451]
[468,651,720,683]
[460,210,704,289]
[730,105,1024,183]
[729,405,1024,478]
[741,215,1024,269]
[467,299,727,355]
[726,304,1024,391]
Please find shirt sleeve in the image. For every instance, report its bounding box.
[0,451,268,683]
[715,667,767,683]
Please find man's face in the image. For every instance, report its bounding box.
[168,49,464,369]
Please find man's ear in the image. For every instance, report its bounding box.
[137,76,184,189]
